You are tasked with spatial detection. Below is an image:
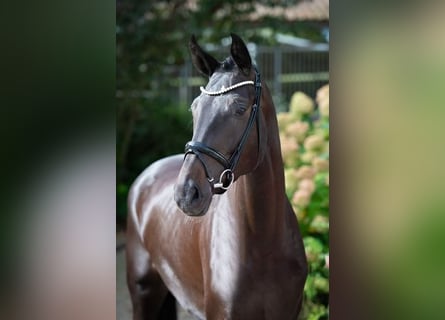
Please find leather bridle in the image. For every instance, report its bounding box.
[184,66,262,191]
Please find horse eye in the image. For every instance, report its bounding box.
[234,103,247,116]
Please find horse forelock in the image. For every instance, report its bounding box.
[204,58,254,95]
[221,57,235,71]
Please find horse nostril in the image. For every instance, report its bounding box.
[185,180,200,203]
[190,185,200,202]
[189,185,200,202]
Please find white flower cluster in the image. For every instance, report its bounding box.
[278,85,329,217]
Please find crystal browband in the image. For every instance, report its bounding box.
[199,80,254,96]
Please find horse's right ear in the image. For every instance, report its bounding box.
[189,35,219,77]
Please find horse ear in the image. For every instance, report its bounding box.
[189,35,219,77]
[230,33,252,76]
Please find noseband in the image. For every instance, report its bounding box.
[184,67,262,191]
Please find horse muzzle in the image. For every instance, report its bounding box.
[174,177,211,217]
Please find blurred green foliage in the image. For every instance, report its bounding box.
[117,100,192,222]
[278,85,329,319]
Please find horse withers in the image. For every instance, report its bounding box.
[126,34,308,320]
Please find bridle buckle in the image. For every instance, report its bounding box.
[213,169,234,190]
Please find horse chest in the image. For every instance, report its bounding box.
[208,251,300,292]
[205,228,300,317]
[204,256,301,320]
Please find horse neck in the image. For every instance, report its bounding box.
[233,86,287,240]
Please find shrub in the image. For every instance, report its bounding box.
[278,85,330,320]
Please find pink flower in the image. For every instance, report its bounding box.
[292,189,311,208]
[312,157,329,172]
[296,166,316,180]
[277,112,293,129]
[316,84,329,104]
[304,134,325,151]
[299,179,315,194]
[285,121,309,143]
[280,136,299,166]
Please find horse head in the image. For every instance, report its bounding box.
[174,34,266,216]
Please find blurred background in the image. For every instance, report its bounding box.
[3,0,445,319]
[117,0,329,319]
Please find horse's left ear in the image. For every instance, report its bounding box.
[230,33,252,76]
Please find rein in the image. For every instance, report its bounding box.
[185,67,262,191]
